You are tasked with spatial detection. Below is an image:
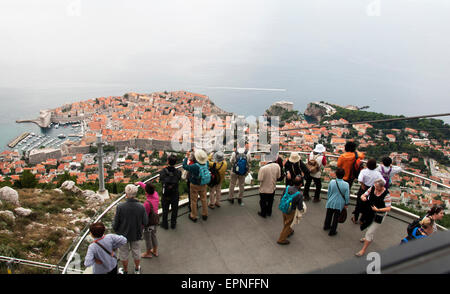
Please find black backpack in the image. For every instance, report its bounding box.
[351,152,364,181]
[162,168,180,192]
[208,162,223,187]
[406,218,421,236]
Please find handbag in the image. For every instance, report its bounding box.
[335,181,347,223]
[374,212,385,224]
[146,200,160,226]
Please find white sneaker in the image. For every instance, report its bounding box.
[134,266,141,274]
[118,267,127,274]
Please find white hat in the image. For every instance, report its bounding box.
[313,144,326,153]
[289,152,300,163]
[194,149,208,165]
[213,151,224,162]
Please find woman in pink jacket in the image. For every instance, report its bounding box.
[137,182,160,258]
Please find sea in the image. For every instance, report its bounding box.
[1,1,450,151]
[1,82,448,152]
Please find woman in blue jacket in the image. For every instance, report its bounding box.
[323,168,350,236]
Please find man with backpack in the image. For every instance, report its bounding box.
[337,141,365,191]
[277,176,304,245]
[183,149,211,222]
[228,147,251,206]
[160,155,182,229]
[304,144,327,202]
[376,157,402,189]
[208,151,227,208]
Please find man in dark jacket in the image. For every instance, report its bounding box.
[113,184,148,274]
[160,155,182,229]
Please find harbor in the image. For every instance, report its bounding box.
[7,132,30,148]
[5,120,85,153]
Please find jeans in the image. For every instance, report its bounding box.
[324,208,341,234]
[162,193,179,226]
[259,192,275,217]
[304,176,322,200]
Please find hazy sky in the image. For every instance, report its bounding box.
[1,0,449,119]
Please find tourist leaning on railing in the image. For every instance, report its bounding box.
[84,222,127,274]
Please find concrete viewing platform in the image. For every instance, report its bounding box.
[128,187,411,274]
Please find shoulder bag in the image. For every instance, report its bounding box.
[146,200,160,226]
[335,181,347,223]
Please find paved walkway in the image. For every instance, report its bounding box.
[129,189,408,274]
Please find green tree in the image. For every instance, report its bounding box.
[56,171,77,187]
[18,170,38,188]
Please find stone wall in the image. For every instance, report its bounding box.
[29,149,62,165]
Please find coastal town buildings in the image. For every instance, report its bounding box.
[1,91,449,214]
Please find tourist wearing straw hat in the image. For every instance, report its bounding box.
[183,149,211,222]
[284,152,309,188]
[304,144,327,202]
[208,151,227,208]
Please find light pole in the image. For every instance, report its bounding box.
[96,134,109,199]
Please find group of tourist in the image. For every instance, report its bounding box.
[84,141,445,274]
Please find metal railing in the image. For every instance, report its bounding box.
[58,149,449,274]
[0,255,84,274]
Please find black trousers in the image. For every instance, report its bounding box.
[162,193,180,226]
[352,186,369,221]
[345,179,354,191]
[259,192,275,217]
[304,176,322,200]
[324,208,341,234]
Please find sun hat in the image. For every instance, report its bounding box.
[213,151,224,162]
[289,152,300,163]
[194,149,208,165]
[313,144,326,153]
